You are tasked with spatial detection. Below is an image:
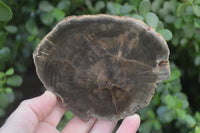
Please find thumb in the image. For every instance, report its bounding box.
[116,114,141,133]
[0,91,57,133]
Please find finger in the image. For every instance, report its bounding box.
[90,119,117,133]
[116,114,140,133]
[35,122,60,133]
[0,91,57,133]
[43,101,66,127]
[61,116,96,133]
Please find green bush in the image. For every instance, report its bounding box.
[0,1,22,119]
[0,0,200,132]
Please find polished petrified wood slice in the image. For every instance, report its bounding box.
[33,14,170,121]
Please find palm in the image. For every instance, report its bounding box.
[0,91,140,133]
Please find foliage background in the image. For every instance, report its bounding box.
[0,0,200,132]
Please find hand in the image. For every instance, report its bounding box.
[0,91,140,133]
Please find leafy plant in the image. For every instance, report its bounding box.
[0,1,12,21]
[0,68,22,118]
[0,1,23,120]
[105,0,173,41]
[138,63,200,133]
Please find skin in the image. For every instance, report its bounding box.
[0,91,140,133]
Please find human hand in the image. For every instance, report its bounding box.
[0,91,140,133]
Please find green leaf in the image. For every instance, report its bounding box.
[156,21,164,31]
[193,4,200,16]
[158,29,172,41]
[0,47,11,62]
[147,110,155,119]
[195,112,200,121]
[39,1,54,12]
[165,15,176,23]
[6,68,14,76]
[57,0,71,11]
[94,1,105,12]
[132,14,144,21]
[140,120,154,133]
[195,18,200,28]
[195,126,200,133]
[194,0,200,4]
[5,87,13,93]
[185,115,196,127]
[0,72,5,79]
[188,0,194,4]
[176,108,186,119]
[176,3,188,16]
[186,5,194,15]
[157,106,176,123]
[0,1,13,21]
[25,19,39,35]
[163,110,176,123]
[0,82,3,88]
[159,8,169,17]
[183,15,193,23]
[168,68,181,81]
[129,0,142,9]
[145,12,159,29]
[183,23,195,38]
[180,38,188,46]
[6,75,22,87]
[107,2,116,15]
[53,8,65,22]
[41,13,54,26]
[194,56,200,66]
[85,0,94,12]
[6,91,15,103]
[113,3,121,14]
[152,0,162,12]
[0,93,10,108]
[154,119,161,130]
[174,18,183,29]
[5,25,18,34]
[0,31,8,48]
[176,93,189,109]
[176,100,184,108]
[139,0,151,17]
[120,4,133,14]
[165,95,176,108]
[164,1,176,13]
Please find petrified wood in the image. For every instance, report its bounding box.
[33,14,170,121]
